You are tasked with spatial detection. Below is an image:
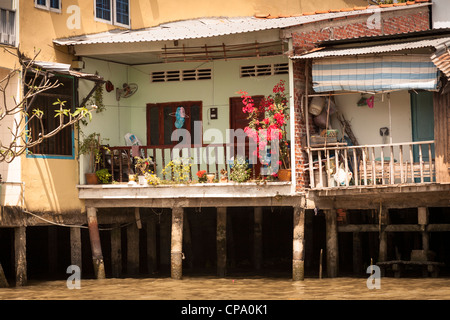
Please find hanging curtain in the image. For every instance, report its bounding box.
[312,55,439,93]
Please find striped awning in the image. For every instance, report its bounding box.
[312,55,439,93]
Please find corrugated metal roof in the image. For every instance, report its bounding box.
[32,60,104,81]
[53,3,431,46]
[431,39,450,78]
[291,37,450,59]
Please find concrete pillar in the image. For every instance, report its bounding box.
[253,207,263,271]
[127,220,140,275]
[87,207,105,279]
[325,209,338,278]
[217,207,227,277]
[14,226,27,286]
[293,206,305,281]
[171,207,184,280]
[70,226,82,273]
[111,224,122,277]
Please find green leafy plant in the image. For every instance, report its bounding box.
[162,157,192,183]
[229,158,251,183]
[78,132,108,173]
[95,168,112,184]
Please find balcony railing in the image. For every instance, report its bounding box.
[101,143,263,182]
[306,141,435,189]
[0,8,15,46]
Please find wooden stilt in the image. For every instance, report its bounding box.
[325,209,338,278]
[48,226,58,276]
[70,226,82,273]
[0,263,9,288]
[183,211,194,270]
[127,219,140,275]
[293,206,305,281]
[146,216,157,275]
[14,226,27,286]
[418,207,429,254]
[253,207,263,271]
[305,211,313,271]
[111,224,122,278]
[353,232,362,275]
[379,206,389,264]
[217,207,227,277]
[171,207,184,280]
[87,207,105,279]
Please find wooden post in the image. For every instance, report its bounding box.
[127,219,140,275]
[111,224,122,278]
[217,207,227,277]
[293,206,305,281]
[146,216,157,275]
[254,207,263,271]
[171,207,184,280]
[418,207,429,254]
[0,263,8,288]
[87,207,105,279]
[325,209,338,278]
[70,227,82,273]
[353,232,362,275]
[379,207,389,263]
[14,226,27,286]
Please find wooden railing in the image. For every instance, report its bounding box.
[307,141,435,189]
[101,143,262,182]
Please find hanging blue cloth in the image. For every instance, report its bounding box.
[175,106,186,129]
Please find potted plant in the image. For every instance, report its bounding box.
[239,80,291,181]
[78,132,106,184]
[134,156,154,185]
[196,170,207,183]
[229,158,251,183]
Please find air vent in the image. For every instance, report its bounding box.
[240,63,289,78]
[151,68,212,82]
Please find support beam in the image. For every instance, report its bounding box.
[253,207,263,271]
[379,207,389,263]
[111,224,122,278]
[325,209,338,278]
[70,227,82,273]
[127,221,140,275]
[353,232,362,275]
[293,206,305,281]
[171,207,184,280]
[14,226,27,286]
[87,207,105,279]
[217,207,227,277]
[146,216,157,275]
[418,207,429,254]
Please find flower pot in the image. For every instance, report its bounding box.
[138,175,147,185]
[206,173,215,183]
[85,173,98,185]
[277,169,291,181]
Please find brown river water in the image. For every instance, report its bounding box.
[1,276,450,300]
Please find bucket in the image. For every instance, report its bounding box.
[309,97,325,116]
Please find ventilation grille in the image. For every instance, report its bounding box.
[240,63,289,78]
[151,68,212,82]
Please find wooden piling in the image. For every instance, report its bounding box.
[14,226,27,286]
[0,263,9,288]
[127,220,140,275]
[217,207,227,277]
[87,207,105,279]
[146,216,157,275]
[70,226,82,273]
[325,209,338,278]
[111,224,122,277]
[418,207,429,254]
[292,206,305,281]
[353,232,362,275]
[171,207,184,280]
[379,207,389,263]
[253,207,263,271]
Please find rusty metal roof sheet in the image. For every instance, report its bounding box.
[291,37,450,60]
[53,3,431,46]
